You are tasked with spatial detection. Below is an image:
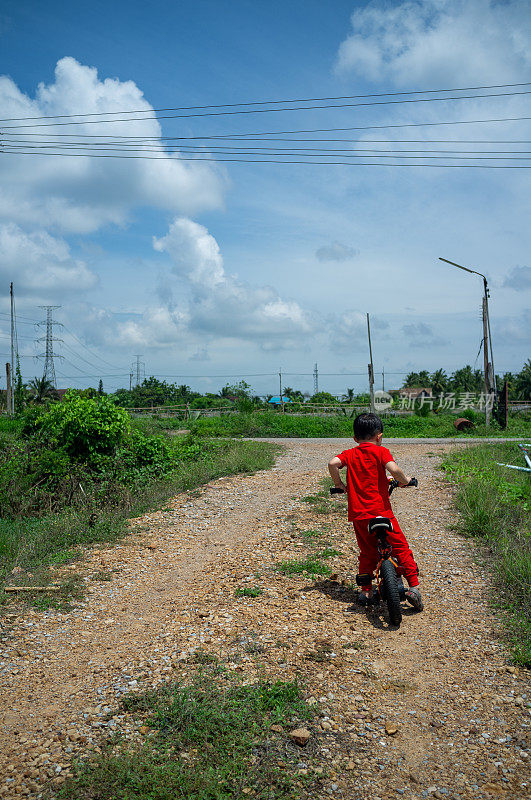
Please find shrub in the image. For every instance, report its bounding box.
[38,392,130,460]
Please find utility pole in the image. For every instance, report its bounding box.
[6,363,12,415]
[382,366,385,392]
[439,258,496,426]
[367,313,375,413]
[10,283,14,408]
[313,363,319,395]
[482,297,491,426]
[279,368,284,412]
[37,306,63,388]
[129,372,133,391]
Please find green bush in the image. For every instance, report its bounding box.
[37,392,130,460]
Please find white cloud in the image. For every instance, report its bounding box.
[333,309,389,352]
[336,0,531,85]
[0,57,225,234]
[154,218,225,289]
[0,222,97,295]
[153,217,313,349]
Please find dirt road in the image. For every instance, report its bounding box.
[0,440,529,799]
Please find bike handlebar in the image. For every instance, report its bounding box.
[388,477,418,495]
[330,478,418,497]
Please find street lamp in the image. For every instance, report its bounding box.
[439,257,496,426]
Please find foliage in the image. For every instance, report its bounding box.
[275,557,331,576]
[113,377,201,408]
[36,392,130,459]
[26,376,58,404]
[515,359,531,400]
[14,356,25,414]
[186,411,531,439]
[310,391,338,404]
[441,443,531,666]
[58,676,317,800]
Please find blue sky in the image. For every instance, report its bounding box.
[0,0,530,395]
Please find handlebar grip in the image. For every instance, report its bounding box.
[409,477,418,487]
[330,487,346,495]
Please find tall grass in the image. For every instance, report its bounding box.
[441,443,531,666]
[184,411,531,439]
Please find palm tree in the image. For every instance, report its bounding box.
[515,360,531,400]
[26,377,58,404]
[430,369,448,394]
[342,388,355,402]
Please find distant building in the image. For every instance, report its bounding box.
[397,387,433,400]
[267,396,293,405]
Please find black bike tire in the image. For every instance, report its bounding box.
[380,559,402,626]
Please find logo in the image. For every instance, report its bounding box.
[374,390,393,411]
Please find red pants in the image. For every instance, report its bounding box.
[353,515,419,589]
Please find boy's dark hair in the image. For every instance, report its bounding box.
[353,412,383,440]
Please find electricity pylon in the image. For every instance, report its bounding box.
[37,306,63,388]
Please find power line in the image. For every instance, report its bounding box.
[2,90,531,130]
[5,138,531,155]
[2,150,530,167]
[3,116,529,141]
[3,81,529,122]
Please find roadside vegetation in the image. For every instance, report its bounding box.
[184,410,531,439]
[441,443,531,666]
[56,671,319,800]
[0,395,278,600]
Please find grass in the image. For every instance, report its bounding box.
[184,410,531,439]
[0,438,279,601]
[57,675,319,800]
[441,442,531,666]
[235,586,264,598]
[275,558,331,577]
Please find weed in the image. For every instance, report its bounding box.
[342,641,366,651]
[275,559,331,577]
[59,676,319,800]
[235,586,263,598]
[318,547,341,560]
[442,443,531,666]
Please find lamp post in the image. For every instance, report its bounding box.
[439,257,496,426]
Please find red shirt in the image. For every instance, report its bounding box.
[336,441,394,521]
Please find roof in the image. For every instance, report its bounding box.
[398,387,432,397]
[268,396,293,404]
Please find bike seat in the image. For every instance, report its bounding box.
[368,516,393,535]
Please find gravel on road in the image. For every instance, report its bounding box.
[0,440,529,799]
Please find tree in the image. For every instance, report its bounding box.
[430,369,448,394]
[342,388,355,402]
[27,377,58,405]
[283,387,304,401]
[450,365,482,392]
[311,391,338,404]
[515,359,531,400]
[219,381,252,400]
[14,356,25,414]
[98,379,104,395]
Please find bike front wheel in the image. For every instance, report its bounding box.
[380,559,402,627]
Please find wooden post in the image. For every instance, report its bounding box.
[279,369,284,413]
[367,313,375,413]
[6,362,12,415]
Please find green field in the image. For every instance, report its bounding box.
[184,411,531,439]
[441,443,531,666]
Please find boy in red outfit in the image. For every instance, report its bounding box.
[328,412,423,611]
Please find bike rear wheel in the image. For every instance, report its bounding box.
[380,559,402,626]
